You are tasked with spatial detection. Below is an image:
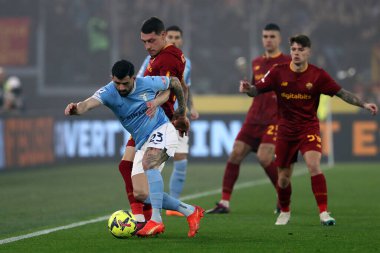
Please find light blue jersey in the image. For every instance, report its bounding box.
[92,76,170,150]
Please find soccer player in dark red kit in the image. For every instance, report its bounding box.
[207,23,290,214]
[117,17,196,233]
[240,34,378,225]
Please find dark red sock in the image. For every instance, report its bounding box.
[311,174,328,213]
[277,183,291,212]
[222,162,240,201]
[118,160,143,215]
[263,162,278,188]
[143,204,152,220]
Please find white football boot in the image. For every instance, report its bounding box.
[320,211,336,226]
[275,211,291,225]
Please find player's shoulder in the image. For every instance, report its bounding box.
[272,62,289,70]
[307,63,326,74]
[252,55,265,64]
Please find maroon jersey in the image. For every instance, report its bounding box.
[144,44,186,120]
[256,63,341,140]
[245,53,290,126]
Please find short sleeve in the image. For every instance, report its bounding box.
[140,76,170,93]
[318,69,342,96]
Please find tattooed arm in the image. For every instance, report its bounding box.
[169,77,186,116]
[335,88,378,115]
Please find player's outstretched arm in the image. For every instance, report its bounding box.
[239,80,258,97]
[335,88,378,115]
[146,90,170,118]
[169,77,186,116]
[64,97,102,116]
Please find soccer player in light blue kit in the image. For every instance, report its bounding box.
[64,60,204,237]
[138,25,199,217]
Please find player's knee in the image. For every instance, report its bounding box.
[229,149,245,163]
[306,161,321,175]
[257,154,272,168]
[133,189,148,202]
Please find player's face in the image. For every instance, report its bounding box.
[141,31,166,57]
[262,30,281,53]
[112,75,134,97]
[290,43,310,66]
[166,31,183,48]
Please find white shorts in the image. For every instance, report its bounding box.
[132,122,178,177]
[176,132,189,154]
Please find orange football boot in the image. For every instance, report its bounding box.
[136,220,165,237]
[187,206,205,238]
[166,210,185,217]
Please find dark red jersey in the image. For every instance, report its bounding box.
[255,63,341,140]
[144,44,186,120]
[245,53,290,126]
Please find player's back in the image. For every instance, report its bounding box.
[245,53,290,126]
[144,44,186,120]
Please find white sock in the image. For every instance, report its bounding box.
[220,200,230,208]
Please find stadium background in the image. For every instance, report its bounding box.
[0,0,379,168]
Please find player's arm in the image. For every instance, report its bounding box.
[169,77,186,115]
[146,90,170,118]
[180,78,189,105]
[335,88,378,115]
[239,80,259,97]
[169,77,190,137]
[64,97,102,115]
[188,88,199,120]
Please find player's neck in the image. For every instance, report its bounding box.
[290,61,308,73]
[265,50,281,58]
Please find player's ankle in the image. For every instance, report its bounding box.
[219,200,230,208]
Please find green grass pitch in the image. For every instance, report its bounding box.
[0,161,379,253]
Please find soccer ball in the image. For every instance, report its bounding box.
[108,210,137,238]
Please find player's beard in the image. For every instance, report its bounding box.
[118,90,129,97]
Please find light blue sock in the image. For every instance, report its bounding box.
[145,169,163,223]
[162,192,195,217]
[169,159,188,199]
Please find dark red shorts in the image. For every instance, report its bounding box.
[235,123,277,153]
[275,131,322,168]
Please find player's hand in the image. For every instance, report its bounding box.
[172,115,190,137]
[65,103,78,115]
[364,103,378,116]
[190,108,199,120]
[239,80,251,93]
[146,101,158,119]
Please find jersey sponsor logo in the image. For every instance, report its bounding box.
[306,82,313,90]
[125,108,148,121]
[281,81,288,87]
[166,71,171,77]
[281,92,312,100]
[254,65,260,71]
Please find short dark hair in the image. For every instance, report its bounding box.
[264,23,281,31]
[166,25,183,36]
[111,60,134,79]
[141,17,165,35]
[289,34,311,48]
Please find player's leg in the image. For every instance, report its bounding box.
[257,141,279,212]
[257,124,278,187]
[167,134,189,217]
[118,139,147,220]
[137,122,204,237]
[274,139,298,225]
[206,138,253,214]
[302,146,335,226]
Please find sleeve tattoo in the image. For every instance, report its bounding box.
[335,88,364,108]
